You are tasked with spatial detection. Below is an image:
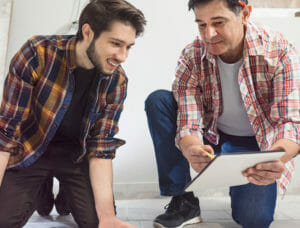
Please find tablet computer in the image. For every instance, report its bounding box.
[184,150,285,192]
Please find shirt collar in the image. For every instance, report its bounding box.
[65,36,77,71]
[244,21,265,57]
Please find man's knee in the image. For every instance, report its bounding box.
[0,219,13,228]
[144,89,173,111]
[0,214,26,228]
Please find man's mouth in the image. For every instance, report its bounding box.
[107,59,119,67]
[208,40,222,46]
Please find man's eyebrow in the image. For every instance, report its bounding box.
[109,38,135,46]
[195,16,227,23]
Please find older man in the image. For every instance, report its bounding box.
[145,0,300,228]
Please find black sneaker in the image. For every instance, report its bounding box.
[153,192,201,228]
[54,183,71,216]
[36,176,55,216]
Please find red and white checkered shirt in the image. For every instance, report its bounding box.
[172,21,300,196]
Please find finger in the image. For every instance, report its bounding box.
[189,155,212,163]
[250,173,277,185]
[244,166,282,180]
[251,172,278,183]
[191,162,209,173]
[190,146,214,156]
[248,175,265,185]
[247,174,275,186]
[256,161,285,172]
[252,169,282,180]
[202,145,214,154]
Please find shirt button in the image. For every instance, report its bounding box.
[45,139,48,144]
[63,105,68,109]
[53,124,57,128]
[34,154,39,158]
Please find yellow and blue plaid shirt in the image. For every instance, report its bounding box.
[0,35,127,169]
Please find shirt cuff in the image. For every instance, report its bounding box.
[86,137,125,159]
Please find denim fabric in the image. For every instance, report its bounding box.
[145,89,276,228]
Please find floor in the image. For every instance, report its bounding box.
[24,195,300,228]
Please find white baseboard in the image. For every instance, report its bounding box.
[113,181,300,200]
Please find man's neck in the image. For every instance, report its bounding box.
[75,41,94,69]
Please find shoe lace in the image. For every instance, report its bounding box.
[164,197,181,213]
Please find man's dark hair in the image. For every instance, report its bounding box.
[188,0,248,15]
[76,0,146,41]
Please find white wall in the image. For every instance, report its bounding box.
[1,0,300,198]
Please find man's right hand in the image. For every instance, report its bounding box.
[99,217,137,228]
[0,152,10,187]
[182,144,214,172]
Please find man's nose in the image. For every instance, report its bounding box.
[205,26,217,39]
[116,47,128,63]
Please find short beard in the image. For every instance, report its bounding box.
[86,38,107,75]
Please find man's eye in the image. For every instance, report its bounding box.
[112,42,121,46]
[198,24,206,29]
[214,21,224,26]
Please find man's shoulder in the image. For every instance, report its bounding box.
[247,21,290,50]
[27,35,75,51]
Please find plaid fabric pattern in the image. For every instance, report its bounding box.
[172,21,300,196]
[0,35,127,169]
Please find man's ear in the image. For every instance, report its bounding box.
[81,23,94,42]
[241,4,252,24]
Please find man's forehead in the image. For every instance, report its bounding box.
[194,5,237,22]
[196,16,228,22]
[194,1,234,15]
[97,22,136,45]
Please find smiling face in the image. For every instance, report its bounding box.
[194,0,251,63]
[85,21,136,75]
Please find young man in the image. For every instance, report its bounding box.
[145,0,300,227]
[0,0,146,227]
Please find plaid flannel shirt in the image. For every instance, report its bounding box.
[172,21,300,196]
[0,35,127,169]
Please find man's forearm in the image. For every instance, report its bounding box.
[0,152,10,187]
[270,138,299,163]
[89,157,115,221]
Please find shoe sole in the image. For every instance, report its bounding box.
[153,216,202,228]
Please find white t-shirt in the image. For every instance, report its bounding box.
[216,56,255,136]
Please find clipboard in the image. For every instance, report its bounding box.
[184,150,285,192]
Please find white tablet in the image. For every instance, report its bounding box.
[184,150,285,192]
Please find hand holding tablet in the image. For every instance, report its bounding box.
[184,150,286,192]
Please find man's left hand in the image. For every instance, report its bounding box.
[242,138,299,185]
[242,160,285,185]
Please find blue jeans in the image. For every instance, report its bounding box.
[145,90,277,228]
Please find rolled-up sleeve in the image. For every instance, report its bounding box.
[87,72,127,159]
[172,45,205,148]
[269,44,300,147]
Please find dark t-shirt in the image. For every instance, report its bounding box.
[50,67,96,150]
